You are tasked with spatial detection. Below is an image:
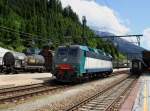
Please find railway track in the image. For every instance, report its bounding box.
[0,70,129,104]
[65,76,137,111]
[0,82,67,103]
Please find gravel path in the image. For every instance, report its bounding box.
[0,74,128,111]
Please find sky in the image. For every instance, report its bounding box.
[60,0,150,50]
[96,0,150,34]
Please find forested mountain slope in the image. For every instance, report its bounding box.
[0,0,121,59]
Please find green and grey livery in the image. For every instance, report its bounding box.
[53,45,113,82]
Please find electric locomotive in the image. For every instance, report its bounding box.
[130,59,143,74]
[53,45,113,82]
[142,50,150,72]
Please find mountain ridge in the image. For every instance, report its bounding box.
[95,31,145,59]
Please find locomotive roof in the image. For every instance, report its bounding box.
[58,45,112,58]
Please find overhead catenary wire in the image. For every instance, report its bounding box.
[0,26,42,38]
[0,25,143,40]
[0,26,51,42]
[0,25,143,47]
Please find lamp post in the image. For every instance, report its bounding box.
[114,41,119,68]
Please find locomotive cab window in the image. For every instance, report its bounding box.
[69,48,78,57]
[57,48,68,57]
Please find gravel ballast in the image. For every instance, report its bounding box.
[1,74,128,111]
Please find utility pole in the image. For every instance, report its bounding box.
[82,16,87,45]
[136,35,141,46]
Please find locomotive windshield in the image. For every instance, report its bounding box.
[57,48,68,57]
[57,47,78,58]
[69,48,78,57]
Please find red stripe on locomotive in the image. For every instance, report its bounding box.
[57,64,75,75]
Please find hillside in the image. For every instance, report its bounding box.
[0,0,121,59]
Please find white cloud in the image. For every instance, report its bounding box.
[141,28,150,50]
[61,0,129,35]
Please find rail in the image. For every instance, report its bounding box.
[65,75,137,111]
[0,82,67,103]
